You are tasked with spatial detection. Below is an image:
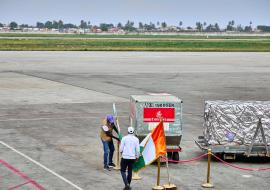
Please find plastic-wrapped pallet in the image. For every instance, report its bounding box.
[203,101,270,145]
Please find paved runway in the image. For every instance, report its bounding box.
[0,51,270,190]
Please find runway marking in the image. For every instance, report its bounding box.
[0,141,84,190]
[0,159,45,190]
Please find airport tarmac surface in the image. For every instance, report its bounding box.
[0,51,270,190]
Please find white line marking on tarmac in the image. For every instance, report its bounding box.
[0,141,84,190]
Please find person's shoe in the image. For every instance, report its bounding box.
[123,185,130,190]
[103,166,111,171]
[108,163,116,168]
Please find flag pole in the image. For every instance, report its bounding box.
[153,120,165,190]
[152,156,164,190]
[161,120,177,190]
[113,117,121,170]
[113,103,120,170]
[166,153,171,185]
[163,155,177,189]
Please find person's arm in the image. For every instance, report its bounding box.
[135,138,140,159]
[105,131,120,141]
[120,138,125,153]
[111,135,120,142]
[111,123,119,134]
[103,125,120,141]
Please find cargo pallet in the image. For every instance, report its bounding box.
[195,118,270,160]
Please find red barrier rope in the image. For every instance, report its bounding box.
[162,153,208,163]
[211,154,270,171]
[162,153,270,171]
[7,181,32,190]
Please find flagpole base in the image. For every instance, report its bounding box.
[201,183,214,188]
[132,172,142,180]
[152,185,165,190]
[163,184,177,190]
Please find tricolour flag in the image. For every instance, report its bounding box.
[133,121,167,172]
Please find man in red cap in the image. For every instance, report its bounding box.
[100,114,120,171]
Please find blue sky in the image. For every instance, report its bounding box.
[0,0,269,27]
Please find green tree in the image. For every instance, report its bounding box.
[244,26,252,32]
[249,21,253,31]
[196,22,203,32]
[236,25,244,32]
[20,24,29,28]
[124,20,135,31]
[99,23,114,31]
[117,22,123,29]
[9,21,18,29]
[179,21,183,27]
[226,20,235,31]
[100,23,108,31]
[149,22,155,30]
[257,25,270,32]
[80,20,87,29]
[161,22,167,28]
[139,22,143,29]
[214,23,220,32]
[205,24,221,32]
[203,22,207,30]
[45,21,53,29]
[157,21,160,27]
[143,22,156,31]
[63,23,77,28]
[58,20,64,29]
[52,20,59,29]
[205,24,213,32]
[36,22,45,28]
[0,23,3,27]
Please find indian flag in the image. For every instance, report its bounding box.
[133,121,167,172]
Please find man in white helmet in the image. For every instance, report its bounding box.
[120,127,140,190]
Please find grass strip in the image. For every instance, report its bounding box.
[0,38,270,51]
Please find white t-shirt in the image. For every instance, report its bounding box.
[120,134,140,159]
[102,125,109,132]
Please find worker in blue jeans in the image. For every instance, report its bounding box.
[120,127,140,190]
[101,140,115,169]
[100,114,120,171]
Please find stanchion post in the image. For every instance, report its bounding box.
[202,149,214,188]
[163,154,177,190]
[153,157,165,190]
[113,140,120,170]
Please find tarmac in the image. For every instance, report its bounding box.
[0,51,270,190]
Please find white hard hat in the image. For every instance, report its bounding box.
[128,127,134,134]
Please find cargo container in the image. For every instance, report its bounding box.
[130,94,183,160]
[195,100,270,160]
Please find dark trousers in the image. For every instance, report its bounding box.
[120,158,135,186]
[101,140,115,167]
